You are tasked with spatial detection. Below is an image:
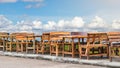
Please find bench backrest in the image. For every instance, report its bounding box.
[11,32,34,41]
[107,32,120,43]
[87,32,108,45]
[50,31,70,41]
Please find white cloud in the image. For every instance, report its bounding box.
[0,15,12,27]
[22,0,43,2]
[105,0,120,4]
[0,15,35,33]
[0,15,13,32]
[42,17,85,31]
[91,0,120,21]
[0,15,15,32]
[33,20,42,29]
[112,20,120,30]
[0,15,119,34]
[25,3,44,8]
[34,3,44,8]
[15,20,44,34]
[23,0,44,8]
[15,20,33,32]
[87,16,108,29]
[43,21,56,30]
[71,17,84,28]
[25,4,32,8]
[86,16,110,32]
[0,0,17,3]
[21,25,32,31]
[92,0,120,6]
[57,17,84,28]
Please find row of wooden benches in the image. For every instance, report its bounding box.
[0,32,119,62]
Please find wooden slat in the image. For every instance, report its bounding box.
[50,31,70,35]
[108,36,120,39]
[108,32,120,36]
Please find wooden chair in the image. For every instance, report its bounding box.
[0,32,9,51]
[37,32,50,54]
[79,32,109,59]
[62,32,86,58]
[107,32,120,62]
[50,31,70,56]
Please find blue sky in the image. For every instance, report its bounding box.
[0,0,119,21]
[0,0,101,22]
[0,0,93,15]
[0,0,120,33]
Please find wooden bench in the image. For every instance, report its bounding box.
[62,32,87,58]
[107,32,120,62]
[79,32,109,59]
[50,31,70,56]
[6,32,35,53]
[37,32,50,54]
[6,33,17,52]
[0,32,9,51]
[15,33,35,53]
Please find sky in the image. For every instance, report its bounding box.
[0,0,120,34]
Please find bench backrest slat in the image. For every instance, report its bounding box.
[50,32,70,41]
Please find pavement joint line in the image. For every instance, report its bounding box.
[0,51,120,68]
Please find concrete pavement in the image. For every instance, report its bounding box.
[0,56,107,68]
[0,51,119,68]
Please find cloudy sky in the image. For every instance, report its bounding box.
[0,0,120,34]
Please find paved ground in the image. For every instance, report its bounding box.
[0,56,108,68]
